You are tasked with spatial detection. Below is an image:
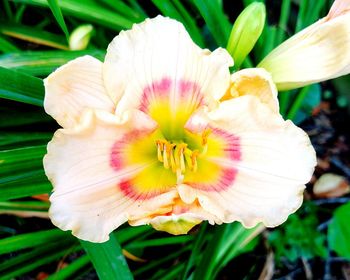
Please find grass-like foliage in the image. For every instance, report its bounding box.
[1,0,350,279]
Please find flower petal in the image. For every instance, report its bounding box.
[44,56,114,128]
[129,196,220,234]
[103,16,233,119]
[45,109,178,242]
[258,3,350,90]
[184,96,316,228]
[222,68,279,113]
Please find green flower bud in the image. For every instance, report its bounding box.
[69,24,94,50]
[226,2,266,68]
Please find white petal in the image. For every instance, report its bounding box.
[45,110,177,242]
[258,7,350,90]
[103,16,233,115]
[44,56,114,128]
[186,96,316,227]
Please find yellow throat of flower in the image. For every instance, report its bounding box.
[155,128,211,183]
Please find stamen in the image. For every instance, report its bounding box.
[155,134,207,176]
[201,128,211,146]
[157,143,163,162]
[191,150,199,172]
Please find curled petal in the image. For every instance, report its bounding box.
[129,196,220,235]
[103,15,233,118]
[45,110,178,242]
[222,68,278,113]
[258,1,350,90]
[184,96,316,228]
[44,56,115,128]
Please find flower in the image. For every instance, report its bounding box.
[259,0,350,91]
[44,16,317,243]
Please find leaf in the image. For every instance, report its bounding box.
[269,212,327,263]
[0,35,19,52]
[81,234,134,280]
[47,0,69,40]
[0,67,44,106]
[0,200,49,218]
[191,0,231,47]
[46,254,91,280]
[0,132,52,148]
[288,83,321,124]
[0,239,78,280]
[0,50,105,76]
[193,223,263,280]
[15,0,136,31]
[0,229,70,255]
[328,202,350,259]
[0,23,69,49]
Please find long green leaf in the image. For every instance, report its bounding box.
[0,67,44,106]
[0,175,51,201]
[0,240,78,280]
[81,234,134,280]
[46,254,91,280]
[15,0,136,31]
[0,229,69,254]
[0,35,19,52]
[0,24,68,49]
[0,132,51,148]
[191,0,231,46]
[0,50,105,76]
[47,0,70,40]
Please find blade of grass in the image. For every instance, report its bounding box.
[0,175,51,201]
[192,225,227,280]
[100,0,145,21]
[126,0,147,18]
[0,36,19,52]
[0,200,49,218]
[286,86,310,121]
[0,241,79,280]
[0,67,44,106]
[0,49,105,76]
[47,0,70,40]
[0,200,49,212]
[191,0,231,46]
[115,225,151,244]
[14,4,27,23]
[126,235,193,249]
[81,234,133,280]
[0,229,70,254]
[276,0,291,45]
[0,145,46,175]
[15,0,135,31]
[134,245,191,277]
[0,106,51,127]
[182,223,208,280]
[0,132,52,148]
[46,254,91,280]
[0,24,69,49]
[0,238,76,272]
[3,0,14,20]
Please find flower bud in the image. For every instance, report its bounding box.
[69,24,94,50]
[226,2,266,68]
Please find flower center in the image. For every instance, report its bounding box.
[155,128,211,183]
